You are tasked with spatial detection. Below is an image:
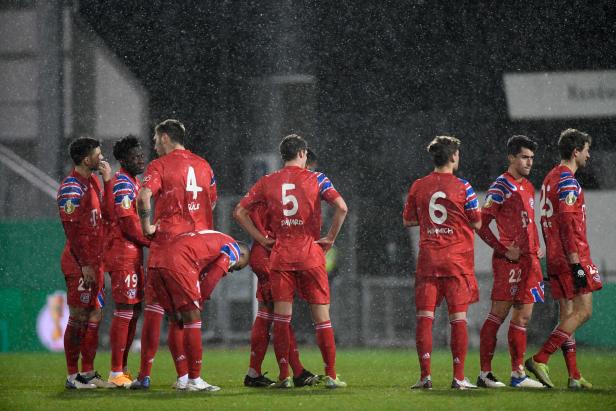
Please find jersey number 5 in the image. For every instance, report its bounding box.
[282,183,298,216]
[429,191,447,224]
[186,166,203,200]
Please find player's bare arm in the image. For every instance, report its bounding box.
[469,219,482,231]
[81,265,96,289]
[233,204,274,249]
[137,187,157,237]
[403,218,419,227]
[316,196,348,252]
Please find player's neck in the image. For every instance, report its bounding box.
[506,167,524,182]
[164,144,185,155]
[74,164,93,179]
[433,165,454,174]
[284,159,305,168]
[560,159,577,174]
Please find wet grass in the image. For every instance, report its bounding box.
[0,348,614,410]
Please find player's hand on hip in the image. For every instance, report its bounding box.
[143,222,157,238]
[316,236,334,252]
[505,244,521,262]
[81,265,96,289]
[537,248,545,259]
[260,237,275,251]
[98,160,112,182]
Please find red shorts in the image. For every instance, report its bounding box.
[148,267,201,313]
[109,266,144,305]
[415,275,479,314]
[271,265,330,305]
[549,262,602,300]
[491,254,545,304]
[64,267,105,309]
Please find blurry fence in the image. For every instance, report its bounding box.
[2,215,616,353]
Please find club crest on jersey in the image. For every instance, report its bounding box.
[64,199,76,214]
[484,196,494,208]
[80,292,90,304]
[565,192,577,205]
[121,195,132,210]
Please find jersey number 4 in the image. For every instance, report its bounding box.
[282,183,298,216]
[186,166,203,200]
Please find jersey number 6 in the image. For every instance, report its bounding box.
[429,191,447,224]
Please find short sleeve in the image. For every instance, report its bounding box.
[315,172,340,203]
[459,178,480,223]
[57,177,86,222]
[113,175,138,218]
[239,178,265,210]
[557,171,581,213]
[142,160,162,195]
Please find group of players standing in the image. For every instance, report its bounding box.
[57,118,601,392]
[403,129,601,390]
[57,120,347,390]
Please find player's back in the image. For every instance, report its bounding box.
[143,149,217,242]
[154,229,239,275]
[261,166,327,270]
[405,172,479,277]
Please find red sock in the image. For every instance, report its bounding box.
[508,321,527,372]
[479,313,503,372]
[273,314,291,380]
[80,321,100,373]
[184,320,203,379]
[249,310,273,375]
[110,310,133,372]
[315,320,337,379]
[64,317,84,375]
[450,319,468,381]
[416,315,434,379]
[534,328,571,364]
[288,325,304,377]
[562,336,581,379]
[123,314,139,370]
[168,321,189,377]
[138,304,164,379]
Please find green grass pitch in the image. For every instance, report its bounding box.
[0,348,614,410]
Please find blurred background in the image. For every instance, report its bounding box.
[1,0,615,352]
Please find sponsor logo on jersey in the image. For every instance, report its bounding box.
[64,199,75,214]
[121,195,132,209]
[565,191,577,205]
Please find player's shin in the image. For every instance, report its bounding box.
[315,320,337,379]
[248,310,273,376]
[123,313,139,371]
[168,320,189,378]
[450,318,468,381]
[562,336,581,379]
[183,320,203,379]
[273,314,292,380]
[508,321,527,373]
[80,321,100,373]
[288,325,305,377]
[416,315,434,379]
[138,304,164,379]
[64,316,85,375]
[479,314,503,372]
[110,310,133,373]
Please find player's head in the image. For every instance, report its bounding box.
[113,135,145,176]
[69,137,103,170]
[229,242,250,272]
[427,135,461,171]
[279,134,308,167]
[306,147,318,170]
[154,119,186,156]
[558,128,591,168]
[507,135,537,177]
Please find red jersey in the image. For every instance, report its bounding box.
[142,149,217,266]
[481,172,540,255]
[239,166,341,271]
[152,229,240,277]
[403,172,480,277]
[540,164,594,276]
[57,169,105,275]
[103,168,151,271]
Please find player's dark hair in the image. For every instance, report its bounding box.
[69,137,101,165]
[558,128,591,160]
[507,135,537,156]
[427,135,460,167]
[155,119,186,145]
[306,147,317,165]
[113,135,141,162]
[279,134,308,162]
